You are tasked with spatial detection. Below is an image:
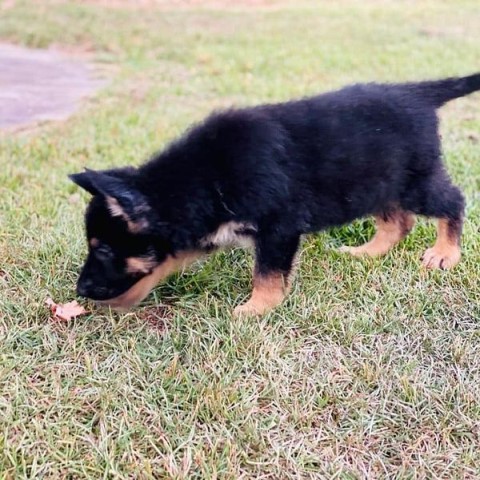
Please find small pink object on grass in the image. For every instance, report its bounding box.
[46,298,87,321]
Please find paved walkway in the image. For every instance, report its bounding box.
[0,43,102,130]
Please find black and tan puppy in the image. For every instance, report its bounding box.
[70,73,480,316]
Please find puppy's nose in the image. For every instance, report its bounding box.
[77,279,92,298]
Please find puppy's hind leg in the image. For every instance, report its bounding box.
[234,233,300,317]
[340,210,415,257]
[422,217,462,269]
[404,174,464,269]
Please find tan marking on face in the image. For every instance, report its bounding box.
[90,237,99,248]
[234,271,290,317]
[106,196,150,234]
[126,256,157,274]
[340,210,415,257]
[422,218,462,269]
[99,250,203,310]
[127,218,149,234]
[106,196,125,218]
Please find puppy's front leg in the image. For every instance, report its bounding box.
[234,233,300,317]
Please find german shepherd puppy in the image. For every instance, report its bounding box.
[70,73,480,316]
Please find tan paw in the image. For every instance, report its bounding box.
[422,246,461,270]
[233,301,268,317]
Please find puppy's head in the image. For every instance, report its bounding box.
[70,168,170,309]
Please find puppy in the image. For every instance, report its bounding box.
[70,73,480,316]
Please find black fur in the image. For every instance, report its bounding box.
[70,73,480,310]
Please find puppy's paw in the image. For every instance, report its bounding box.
[233,301,265,317]
[233,299,281,317]
[421,246,461,270]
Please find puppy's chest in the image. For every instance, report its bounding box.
[200,221,256,249]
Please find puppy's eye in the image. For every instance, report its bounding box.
[95,245,113,261]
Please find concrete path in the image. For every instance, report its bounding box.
[0,43,102,130]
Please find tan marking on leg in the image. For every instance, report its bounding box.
[89,237,99,248]
[234,272,290,317]
[340,211,415,257]
[422,218,461,269]
[100,250,202,310]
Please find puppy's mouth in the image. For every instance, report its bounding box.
[95,251,202,310]
[96,267,165,310]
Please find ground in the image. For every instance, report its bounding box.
[0,43,102,130]
[1,0,480,478]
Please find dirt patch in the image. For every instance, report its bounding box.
[138,305,174,333]
[0,43,104,130]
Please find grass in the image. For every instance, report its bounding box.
[1,0,480,477]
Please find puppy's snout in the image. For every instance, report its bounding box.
[77,277,112,300]
[77,278,93,298]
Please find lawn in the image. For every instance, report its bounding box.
[1,0,480,478]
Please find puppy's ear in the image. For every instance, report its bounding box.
[69,169,100,195]
[70,169,152,233]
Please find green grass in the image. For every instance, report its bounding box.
[1,0,480,477]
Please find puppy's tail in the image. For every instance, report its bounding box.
[413,73,480,107]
